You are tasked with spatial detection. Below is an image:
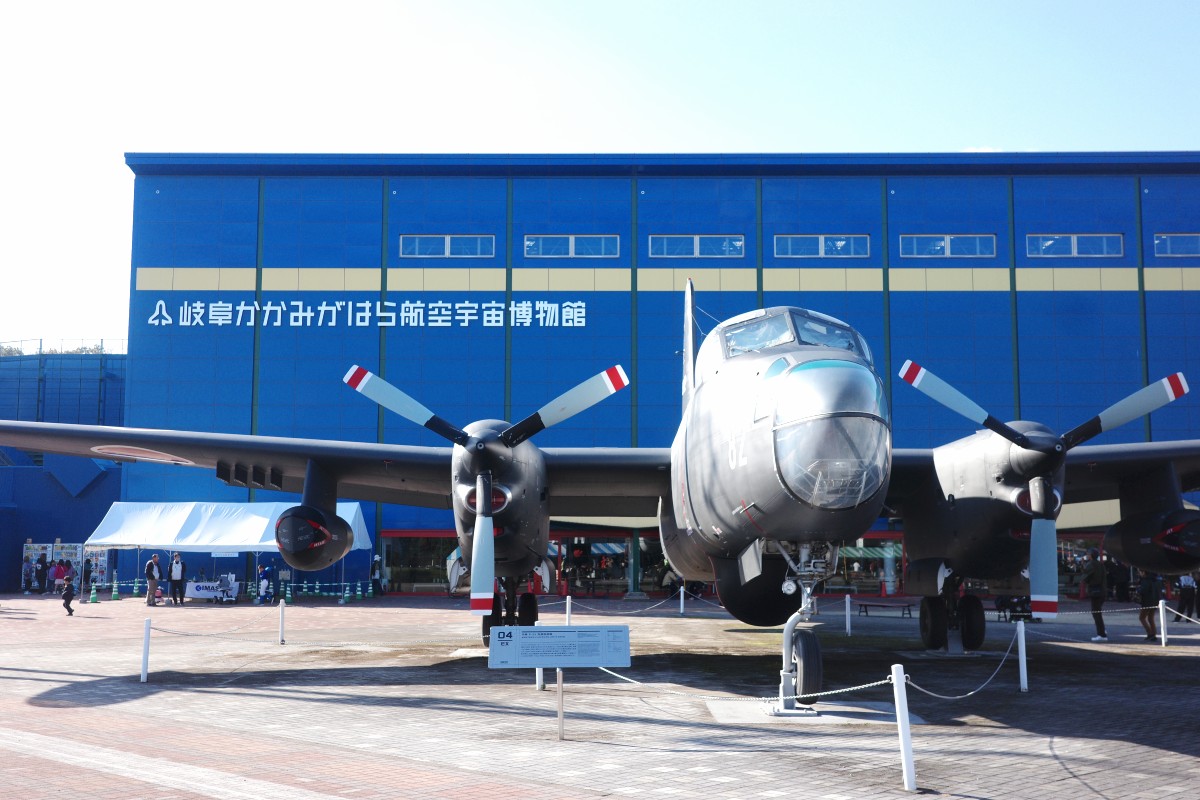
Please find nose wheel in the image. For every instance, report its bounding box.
[481,576,541,644]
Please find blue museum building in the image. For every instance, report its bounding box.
[4,151,1200,594]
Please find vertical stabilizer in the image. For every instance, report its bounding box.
[682,279,698,411]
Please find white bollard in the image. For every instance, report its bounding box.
[845,593,852,636]
[891,663,917,792]
[278,598,286,645]
[679,585,686,616]
[566,595,573,624]
[140,618,151,683]
[1159,599,1168,647]
[1017,620,1028,692]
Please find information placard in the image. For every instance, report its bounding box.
[487,625,630,669]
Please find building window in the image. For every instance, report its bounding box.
[775,234,869,258]
[649,234,744,258]
[900,234,996,258]
[1026,234,1123,258]
[1154,234,1200,257]
[525,234,619,258]
[400,235,495,258]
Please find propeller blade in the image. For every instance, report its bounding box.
[500,365,630,447]
[898,360,1033,449]
[468,472,496,616]
[1061,373,1189,450]
[1029,516,1058,619]
[344,365,469,446]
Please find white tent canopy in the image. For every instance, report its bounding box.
[85,502,372,554]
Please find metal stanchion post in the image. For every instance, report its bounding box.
[278,598,286,645]
[1017,620,1028,692]
[891,663,917,792]
[845,593,852,636]
[534,620,545,690]
[1159,599,1168,647]
[140,618,151,683]
[679,586,685,616]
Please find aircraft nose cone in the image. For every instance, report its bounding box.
[772,360,891,509]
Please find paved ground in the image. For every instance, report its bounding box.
[2,589,1198,799]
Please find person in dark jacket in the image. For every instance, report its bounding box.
[167,552,188,606]
[1136,569,1164,641]
[33,554,48,594]
[1080,548,1108,642]
[62,580,76,616]
[145,554,164,606]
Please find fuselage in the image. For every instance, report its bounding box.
[670,306,892,559]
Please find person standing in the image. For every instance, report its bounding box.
[1136,569,1164,641]
[20,556,34,595]
[1080,548,1108,642]
[1174,573,1197,622]
[33,554,48,594]
[371,555,385,597]
[168,553,187,606]
[52,560,66,594]
[145,553,164,606]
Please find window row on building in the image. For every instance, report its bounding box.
[397,233,1200,259]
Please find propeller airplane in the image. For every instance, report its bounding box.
[3,281,1200,702]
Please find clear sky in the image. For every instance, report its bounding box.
[2,0,1197,346]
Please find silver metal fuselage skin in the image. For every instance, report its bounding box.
[667,307,892,571]
[453,419,548,579]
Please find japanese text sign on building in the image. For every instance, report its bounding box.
[487,625,631,669]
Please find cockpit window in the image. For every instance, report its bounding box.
[789,311,871,362]
[724,314,794,356]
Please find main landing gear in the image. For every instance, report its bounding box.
[919,581,986,651]
[481,575,540,645]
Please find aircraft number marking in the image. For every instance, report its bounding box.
[727,432,748,470]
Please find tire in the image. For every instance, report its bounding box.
[517,592,539,626]
[959,594,986,651]
[481,592,502,646]
[791,629,823,705]
[920,596,948,650]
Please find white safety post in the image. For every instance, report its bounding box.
[140,618,151,683]
[1159,599,1168,647]
[845,593,852,636]
[278,598,286,645]
[891,663,917,792]
[679,585,686,616]
[557,596,570,717]
[1017,620,1028,692]
[534,620,545,690]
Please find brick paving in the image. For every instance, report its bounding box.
[1,590,1197,799]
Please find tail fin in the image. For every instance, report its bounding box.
[682,279,698,411]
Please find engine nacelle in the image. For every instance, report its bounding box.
[1104,509,1200,575]
[275,505,354,571]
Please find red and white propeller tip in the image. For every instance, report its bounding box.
[344,365,468,446]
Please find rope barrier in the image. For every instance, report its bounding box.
[596,665,894,703]
[904,629,1020,700]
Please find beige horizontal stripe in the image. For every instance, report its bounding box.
[133,266,1200,293]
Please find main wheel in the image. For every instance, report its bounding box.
[791,629,823,705]
[920,596,948,650]
[518,591,539,626]
[481,592,502,645]
[959,594,986,651]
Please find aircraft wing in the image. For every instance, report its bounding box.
[543,447,672,517]
[886,440,1200,512]
[0,420,673,516]
[1062,440,1200,502]
[0,419,454,509]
